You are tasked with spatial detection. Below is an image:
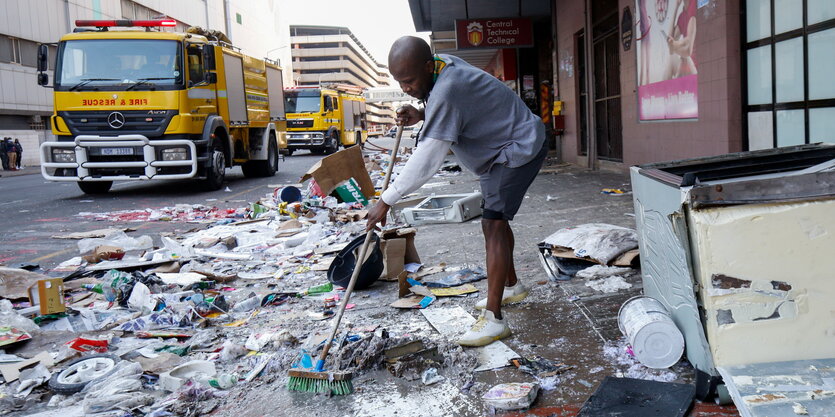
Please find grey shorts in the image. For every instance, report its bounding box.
[479,142,548,221]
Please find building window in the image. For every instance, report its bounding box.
[236,13,242,24]
[744,0,835,149]
[0,36,15,63]
[0,36,41,68]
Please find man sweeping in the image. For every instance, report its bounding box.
[367,36,547,347]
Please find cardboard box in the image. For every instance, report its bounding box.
[300,145,375,199]
[333,178,369,205]
[380,228,421,281]
[28,278,66,315]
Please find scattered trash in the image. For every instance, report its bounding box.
[421,367,444,385]
[585,276,632,293]
[422,267,486,288]
[158,360,217,392]
[540,224,639,265]
[482,382,540,411]
[601,188,629,195]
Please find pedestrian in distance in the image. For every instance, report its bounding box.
[0,138,8,170]
[6,138,17,171]
[366,36,547,347]
[13,139,22,169]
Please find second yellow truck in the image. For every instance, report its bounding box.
[283,83,367,155]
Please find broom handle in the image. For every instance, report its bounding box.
[315,126,404,369]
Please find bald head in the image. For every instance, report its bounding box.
[388,36,433,67]
[388,36,435,100]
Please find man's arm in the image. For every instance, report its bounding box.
[366,137,452,231]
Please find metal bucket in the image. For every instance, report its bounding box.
[617,296,685,369]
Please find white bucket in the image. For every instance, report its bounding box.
[617,295,685,369]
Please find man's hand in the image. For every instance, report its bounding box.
[366,201,391,232]
[396,105,424,127]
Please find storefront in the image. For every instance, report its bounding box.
[409,0,834,169]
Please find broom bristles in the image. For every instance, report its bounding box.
[287,375,353,395]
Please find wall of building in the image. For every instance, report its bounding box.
[555,0,742,168]
[0,0,294,166]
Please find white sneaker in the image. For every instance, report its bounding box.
[457,310,512,347]
[475,283,529,310]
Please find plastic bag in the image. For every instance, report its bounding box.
[81,360,143,397]
[0,299,39,333]
[219,340,248,362]
[78,231,153,254]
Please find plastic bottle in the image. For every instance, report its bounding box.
[208,373,238,389]
[231,296,260,312]
[82,283,104,294]
[301,282,333,296]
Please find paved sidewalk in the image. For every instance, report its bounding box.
[0,166,40,178]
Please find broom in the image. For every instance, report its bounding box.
[288,125,405,395]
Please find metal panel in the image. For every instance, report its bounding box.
[630,166,717,377]
[342,98,354,130]
[266,66,285,120]
[717,359,835,417]
[222,53,248,124]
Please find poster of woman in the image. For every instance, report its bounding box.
[635,0,698,120]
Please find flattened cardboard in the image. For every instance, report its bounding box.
[430,284,479,297]
[300,145,374,198]
[0,351,53,382]
[0,267,51,300]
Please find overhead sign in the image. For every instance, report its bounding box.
[455,18,533,49]
[363,88,413,103]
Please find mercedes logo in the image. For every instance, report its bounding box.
[107,112,126,129]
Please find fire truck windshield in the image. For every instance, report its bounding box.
[284,89,321,113]
[56,39,183,91]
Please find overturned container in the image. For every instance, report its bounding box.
[401,192,482,225]
[618,296,685,369]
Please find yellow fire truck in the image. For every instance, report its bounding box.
[36,19,286,194]
[283,83,367,155]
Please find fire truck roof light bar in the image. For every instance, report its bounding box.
[75,19,177,28]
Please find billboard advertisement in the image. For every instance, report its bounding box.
[635,0,698,120]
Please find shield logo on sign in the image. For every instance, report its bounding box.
[467,22,484,46]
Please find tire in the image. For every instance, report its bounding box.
[48,354,121,395]
[78,181,112,194]
[242,134,278,178]
[324,132,339,155]
[201,147,226,191]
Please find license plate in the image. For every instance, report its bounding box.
[101,148,134,156]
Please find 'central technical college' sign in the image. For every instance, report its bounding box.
[455,17,533,49]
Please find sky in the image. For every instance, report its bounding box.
[282,0,431,67]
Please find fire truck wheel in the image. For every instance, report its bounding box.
[202,148,226,190]
[324,132,339,155]
[242,136,278,178]
[78,181,112,194]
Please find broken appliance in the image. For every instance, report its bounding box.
[630,143,835,417]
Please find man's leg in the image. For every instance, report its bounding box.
[483,218,512,319]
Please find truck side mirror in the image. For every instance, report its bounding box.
[37,73,49,86]
[37,44,49,72]
[206,72,217,84]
